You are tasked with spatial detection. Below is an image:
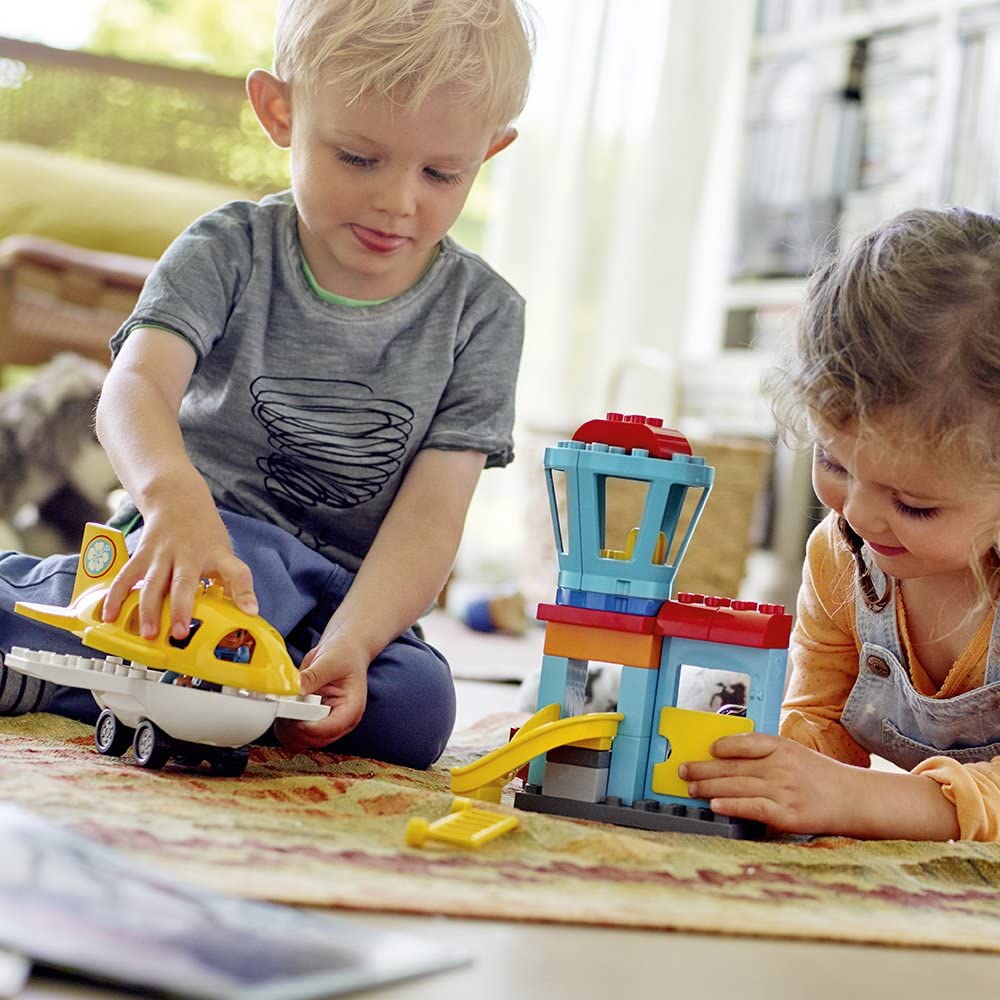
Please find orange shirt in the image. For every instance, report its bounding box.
[780,512,1000,841]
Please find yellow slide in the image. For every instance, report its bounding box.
[451,704,623,801]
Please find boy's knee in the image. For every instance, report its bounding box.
[350,634,456,769]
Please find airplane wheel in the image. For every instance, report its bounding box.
[132,720,171,769]
[212,746,250,777]
[94,709,133,757]
[174,752,209,768]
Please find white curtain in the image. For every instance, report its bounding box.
[458,0,756,581]
[486,0,754,428]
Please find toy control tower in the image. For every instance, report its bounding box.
[513,413,791,838]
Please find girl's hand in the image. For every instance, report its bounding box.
[679,733,854,835]
[274,633,370,752]
[101,495,258,641]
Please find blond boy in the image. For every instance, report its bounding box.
[0,0,533,768]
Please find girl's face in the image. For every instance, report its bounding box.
[811,420,1000,584]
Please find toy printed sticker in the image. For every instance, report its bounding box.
[83,535,117,579]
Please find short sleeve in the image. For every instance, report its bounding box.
[421,287,525,467]
[110,200,255,364]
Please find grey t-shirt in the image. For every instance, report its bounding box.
[111,191,525,571]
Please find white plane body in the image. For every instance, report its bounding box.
[5,647,328,751]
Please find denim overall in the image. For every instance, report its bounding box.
[840,559,1000,769]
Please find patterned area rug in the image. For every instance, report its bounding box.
[2,713,1000,953]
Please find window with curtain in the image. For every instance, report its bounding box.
[485,0,754,432]
[460,0,755,579]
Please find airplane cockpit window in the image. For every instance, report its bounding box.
[124,606,142,636]
[168,619,203,650]
[214,629,255,664]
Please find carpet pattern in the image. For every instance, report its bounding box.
[2,713,1000,953]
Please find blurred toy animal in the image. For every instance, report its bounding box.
[0,353,118,555]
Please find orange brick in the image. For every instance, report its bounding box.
[543,621,661,669]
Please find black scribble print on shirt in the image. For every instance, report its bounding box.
[251,377,414,532]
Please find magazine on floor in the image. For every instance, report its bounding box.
[0,805,466,999]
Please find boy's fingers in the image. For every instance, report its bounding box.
[218,556,258,615]
[272,719,325,754]
[137,563,170,639]
[298,719,340,749]
[272,719,303,752]
[102,557,147,621]
[299,662,339,694]
[102,583,124,622]
[299,705,363,747]
[275,716,344,751]
[274,684,367,753]
[298,665,321,694]
[168,570,198,640]
[277,684,366,748]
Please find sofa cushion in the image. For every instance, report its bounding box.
[0,142,249,259]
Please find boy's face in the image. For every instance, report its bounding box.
[285,82,501,300]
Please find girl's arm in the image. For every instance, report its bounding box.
[96,327,258,639]
[912,758,1000,840]
[275,448,486,749]
[780,514,870,766]
[681,733,962,840]
[681,512,962,840]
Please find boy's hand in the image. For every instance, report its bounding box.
[274,633,370,752]
[678,733,852,835]
[101,497,258,641]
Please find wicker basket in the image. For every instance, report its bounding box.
[519,427,772,606]
[0,37,290,372]
[0,36,289,195]
[0,236,149,368]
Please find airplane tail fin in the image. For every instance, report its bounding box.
[72,524,130,603]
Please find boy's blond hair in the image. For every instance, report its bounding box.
[274,0,534,128]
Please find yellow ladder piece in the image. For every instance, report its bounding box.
[405,797,520,850]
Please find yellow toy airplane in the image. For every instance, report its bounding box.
[4,523,329,775]
[15,522,300,696]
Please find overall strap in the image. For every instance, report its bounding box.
[853,555,901,655]
[855,554,1000,686]
[985,601,1000,685]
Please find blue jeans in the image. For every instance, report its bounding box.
[0,510,456,768]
